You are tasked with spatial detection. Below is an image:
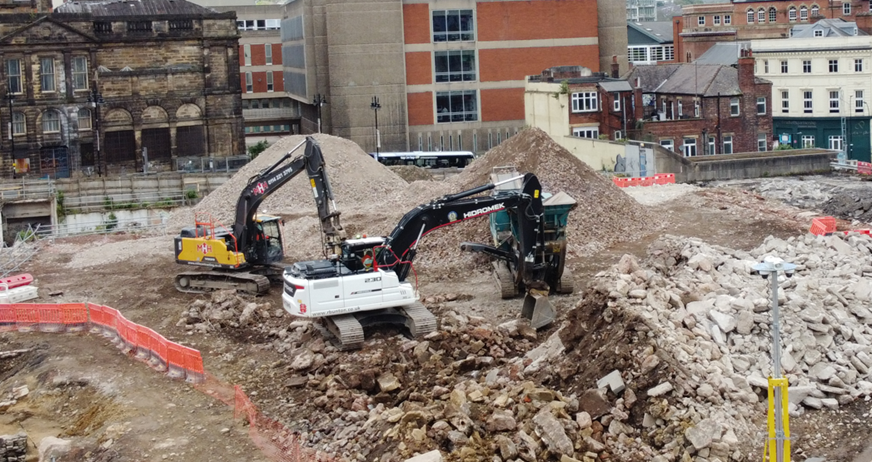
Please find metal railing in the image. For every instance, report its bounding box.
[176,155,250,173]
[31,216,169,240]
[63,192,194,214]
[0,179,55,201]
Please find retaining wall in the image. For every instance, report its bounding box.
[653,146,836,183]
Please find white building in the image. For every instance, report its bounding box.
[751,32,872,161]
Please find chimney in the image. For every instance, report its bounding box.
[737,47,755,89]
[611,55,619,78]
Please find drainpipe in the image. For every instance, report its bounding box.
[716,93,722,152]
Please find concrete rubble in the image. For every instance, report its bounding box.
[0,433,27,462]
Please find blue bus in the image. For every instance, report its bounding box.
[368,151,475,169]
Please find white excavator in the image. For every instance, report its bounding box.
[282,173,559,348]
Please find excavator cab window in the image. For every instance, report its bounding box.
[260,220,283,263]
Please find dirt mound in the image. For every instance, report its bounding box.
[388,165,435,182]
[822,190,872,223]
[452,127,656,256]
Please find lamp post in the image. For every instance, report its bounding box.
[87,87,105,176]
[313,93,326,134]
[752,257,797,462]
[5,92,14,179]
[370,96,381,157]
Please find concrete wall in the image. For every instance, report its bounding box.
[560,136,624,172]
[54,173,231,199]
[656,148,836,182]
[596,0,628,75]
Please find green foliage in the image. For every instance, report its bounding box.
[185,189,199,200]
[775,144,793,150]
[551,80,570,100]
[56,190,66,219]
[248,140,270,160]
[16,230,37,242]
[105,212,118,232]
[153,198,175,208]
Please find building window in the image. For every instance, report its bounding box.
[724,15,731,25]
[571,92,599,113]
[245,72,252,93]
[811,6,819,16]
[42,110,60,133]
[758,9,765,23]
[769,8,777,22]
[814,29,824,37]
[613,93,620,111]
[781,90,789,113]
[829,59,838,72]
[266,72,273,92]
[764,60,769,73]
[723,135,733,154]
[830,90,840,113]
[757,97,766,114]
[803,60,811,73]
[844,2,851,15]
[72,56,88,91]
[856,59,863,72]
[629,47,648,62]
[747,9,754,23]
[694,100,700,117]
[6,59,22,94]
[698,16,705,26]
[801,6,809,20]
[789,7,797,20]
[265,44,272,65]
[432,10,474,42]
[40,57,56,93]
[243,44,251,67]
[614,130,622,140]
[730,97,740,116]
[758,133,767,152]
[660,139,674,152]
[683,138,697,157]
[781,60,788,73]
[434,50,476,82]
[708,136,716,155]
[804,90,813,112]
[12,112,24,135]
[572,127,599,139]
[436,90,478,122]
[168,19,193,30]
[801,135,815,147]
[78,108,91,130]
[127,21,152,32]
[829,135,843,151]
[93,21,112,34]
[856,90,865,113]
[714,15,721,25]
[677,100,683,118]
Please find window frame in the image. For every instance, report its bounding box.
[707,136,716,155]
[78,108,92,130]
[11,111,24,136]
[264,44,272,66]
[660,139,675,152]
[243,44,251,67]
[830,90,841,113]
[801,135,815,148]
[698,16,705,26]
[435,89,479,123]
[829,59,839,73]
[730,97,740,116]
[781,90,789,113]
[803,90,813,113]
[789,6,797,21]
[747,10,755,24]
[714,15,721,25]
[42,110,60,133]
[72,56,88,92]
[811,5,819,17]
[856,90,865,113]
[758,9,765,23]
[245,72,253,93]
[829,135,843,151]
[613,92,621,112]
[801,6,809,20]
[434,50,477,83]
[757,96,766,115]
[571,91,599,113]
[40,57,56,93]
[781,60,788,73]
[682,137,697,157]
[758,133,767,152]
[266,72,273,92]
[432,9,475,43]
[6,59,22,95]
[803,60,812,73]
[769,7,777,22]
[572,127,599,139]
[723,135,733,154]
[844,2,851,15]
[724,14,731,25]
[856,58,863,72]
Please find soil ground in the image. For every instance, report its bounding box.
[2,178,872,461]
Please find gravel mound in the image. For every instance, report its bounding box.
[452,127,657,256]
[388,165,435,183]
[822,191,872,223]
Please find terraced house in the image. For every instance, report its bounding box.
[0,0,244,178]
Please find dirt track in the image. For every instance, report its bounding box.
[4,172,872,460]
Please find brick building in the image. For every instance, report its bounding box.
[281,0,628,154]
[0,0,243,178]
[624,51,774,155]
[676,0,870,62]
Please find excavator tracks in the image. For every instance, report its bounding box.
[556,267,575,294]
[493,261,518,299]
[174,271,271,295]
[322,302,438,350]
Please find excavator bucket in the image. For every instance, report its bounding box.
[521,290,555,329]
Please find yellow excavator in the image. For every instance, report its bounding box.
[173,136,344,295]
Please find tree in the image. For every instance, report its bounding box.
[248,140,270,160]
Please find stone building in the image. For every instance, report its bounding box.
[0,0,243,178]
[624,52,774,156]
[282,0,627,155]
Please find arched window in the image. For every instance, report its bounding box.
[769,7,777,22]
[78,108,91,130]
[758,8,766,23]
[801,6,809,20]
[789,6,797,21]
[11,112,24,135]
[811,5,819,17]
[747,9,755,23]
[42,110,60,133]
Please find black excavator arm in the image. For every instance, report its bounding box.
[233,136,344,265]
[376,173,545,285]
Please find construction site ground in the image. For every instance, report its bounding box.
[4,174,872,461]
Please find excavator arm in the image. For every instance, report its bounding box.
[233,136,344,263]
[377,173,545,284]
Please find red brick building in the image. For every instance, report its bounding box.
[624,52,774,155]
[676,0,870,62]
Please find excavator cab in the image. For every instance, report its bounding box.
[251,215,285,265]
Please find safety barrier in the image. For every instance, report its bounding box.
[0,302,205,383]
[859,161,872,175]
[0,273,33,291]
[612,173,676,188]
[809,216,837,236]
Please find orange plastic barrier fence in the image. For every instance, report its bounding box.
[0,273,33,291]
[844,229,872,236]
[858,161,872,175]
[3,302,204,384]
[810,216,837,236]
[612,173,676,188]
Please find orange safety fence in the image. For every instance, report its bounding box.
[612,173,675,188]
[809,216,837,236]
[0,302,205,384]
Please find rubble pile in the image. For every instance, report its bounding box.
[0,433,27,462]
[742,178,836,210]
[452,128,656,256]
[177,290,280,333]
[388,165,436,183]
[823,191,872,223]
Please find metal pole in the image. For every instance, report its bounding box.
[771,270,784,462]
[8,95,14,179]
